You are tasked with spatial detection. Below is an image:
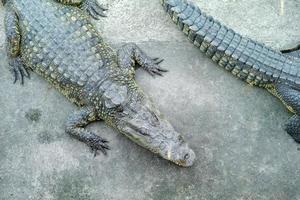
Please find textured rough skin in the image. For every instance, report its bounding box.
[2,0,195,167]
[162,0,300,143]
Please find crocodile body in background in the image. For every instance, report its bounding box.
[2,0,196,167]
[161,0,300,143]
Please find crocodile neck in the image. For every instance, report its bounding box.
[162,0,300,87]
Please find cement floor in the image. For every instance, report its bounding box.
[0,0,300,199]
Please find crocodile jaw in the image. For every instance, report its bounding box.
[113,94,196,167]
[118,118,196,167]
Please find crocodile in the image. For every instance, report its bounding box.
[161,0,300,143]
[2,0,196,167]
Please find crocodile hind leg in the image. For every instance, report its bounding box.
[55,0,107,19]
[4,9,30,84]
[285,115,300,142]
[117,43,168,77]
[268,83,300,142]
[66,107,110,156]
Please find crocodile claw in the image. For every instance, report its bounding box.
[145,57,168,77]
[81,0,108,20]
[87,133,110,157]
[10,57,30,85]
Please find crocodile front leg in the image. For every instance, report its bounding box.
[65,107,110,156]
[117,43,168,77]
[4,9,30,84]
[268,83,300,142]
[55,0,107,19]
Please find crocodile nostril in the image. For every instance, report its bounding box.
[184,153,190,160]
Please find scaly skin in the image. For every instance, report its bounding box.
[162,0,300,143]
[2,0,196,167]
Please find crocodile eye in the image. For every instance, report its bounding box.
[148,110,160,125]
[178,135,184,144]
[184,153,190,160]
[116,105,124,112]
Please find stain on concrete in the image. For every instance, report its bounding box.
[37,131,54,144]
[25,108,42,122]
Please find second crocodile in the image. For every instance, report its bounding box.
[162,0,300,142]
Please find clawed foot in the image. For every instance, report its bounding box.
[144,57,168,77]
[81,0,108,20]
[10,57,30,85]
[87,133,110,157]
[285,126,300,143]
[284,116,300,143]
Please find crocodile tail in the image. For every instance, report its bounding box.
[161,0,300,86]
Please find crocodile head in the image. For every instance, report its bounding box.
[113,93,195,167]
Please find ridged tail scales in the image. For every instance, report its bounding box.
[161,0,300,87]
[162,0,300,144]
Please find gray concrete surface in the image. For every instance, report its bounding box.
[0,0,300,199]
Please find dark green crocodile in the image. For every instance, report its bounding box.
[2,0,196,167]
[162,0,300,143]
